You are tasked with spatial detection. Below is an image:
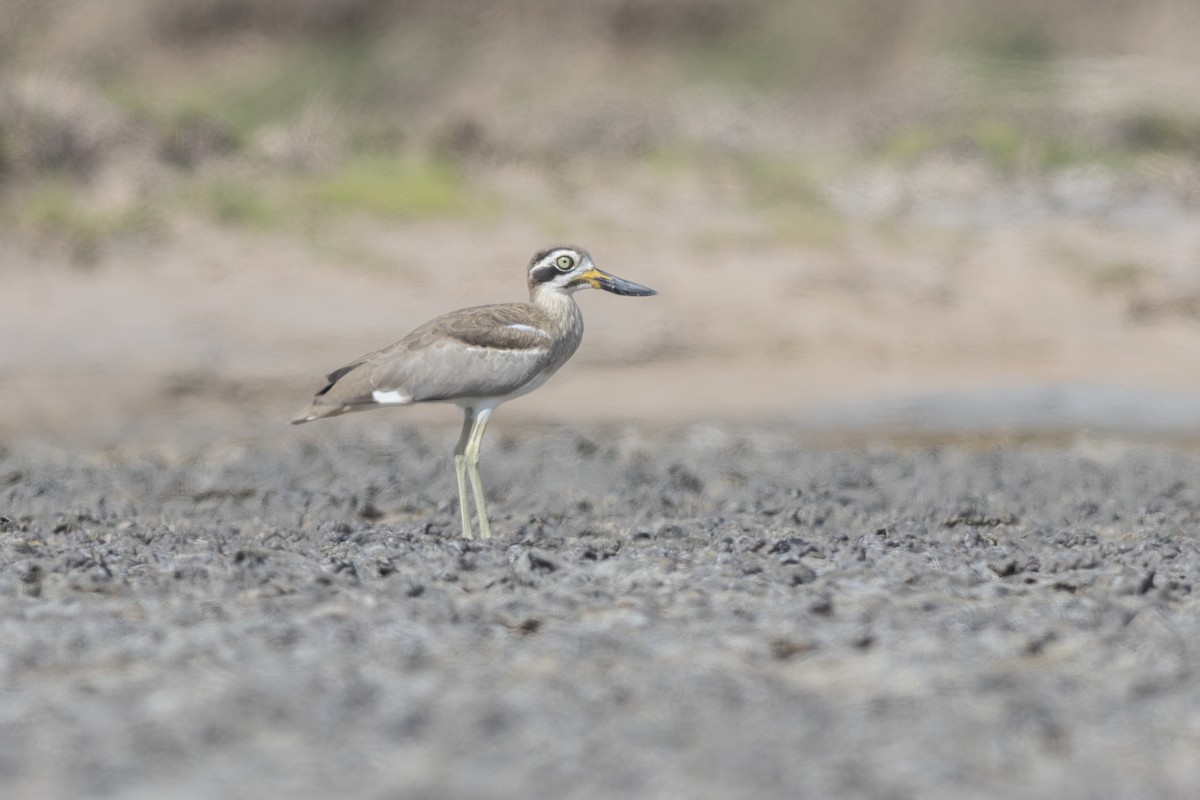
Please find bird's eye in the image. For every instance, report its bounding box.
[555,255,575,271]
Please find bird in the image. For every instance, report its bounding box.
[292,245,657,540]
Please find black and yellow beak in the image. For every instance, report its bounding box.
[581,267,658,297]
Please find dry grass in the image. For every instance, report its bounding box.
[1,0,1199,260]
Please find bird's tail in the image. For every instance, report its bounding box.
[290,401,346,425]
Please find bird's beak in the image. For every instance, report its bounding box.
[582,267,658,296]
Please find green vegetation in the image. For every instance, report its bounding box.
[876,109,1200,172]
[311,156,472,219]
[970,22,1058,66]
[4,180,158,266]
[676,1,926,90]
[183,154,485,230]
[200,178,284,228]
[681,27,810,89]
[1047,236,1149,294]
[639,145,710,179]
[1089,259,1146,291]
[162,39,385,149]
[4,0,1200,264]
[876,118,1104,172]
[737,156,826,207]
[877,127,942,167]
[735,155,846,247]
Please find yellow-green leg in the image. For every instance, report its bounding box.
[453,408,475,540]
[464,406,495,540]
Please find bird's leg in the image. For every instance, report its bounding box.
[464,407,495,540]
[454,408,476,539]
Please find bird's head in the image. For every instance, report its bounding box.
[527,245,657,298]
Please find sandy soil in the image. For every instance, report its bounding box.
[4,425,1200,799]
[6,170,1200,446]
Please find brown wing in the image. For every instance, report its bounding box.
[292,303,554,422]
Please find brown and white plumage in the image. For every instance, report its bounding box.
[292,245,656,539]
[293,304,570,418]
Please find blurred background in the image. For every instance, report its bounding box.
[4,0,1200,445]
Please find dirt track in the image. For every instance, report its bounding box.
[3,424,1199,799]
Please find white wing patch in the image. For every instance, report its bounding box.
[371,389,411,404]
[507,323,550,338]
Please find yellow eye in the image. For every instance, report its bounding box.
[555,255,575,271]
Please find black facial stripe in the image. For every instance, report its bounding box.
[531,264,561,283]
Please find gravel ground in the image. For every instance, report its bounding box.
[3,424,1200,799]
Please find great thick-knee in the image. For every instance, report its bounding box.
[292,245,657,539]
